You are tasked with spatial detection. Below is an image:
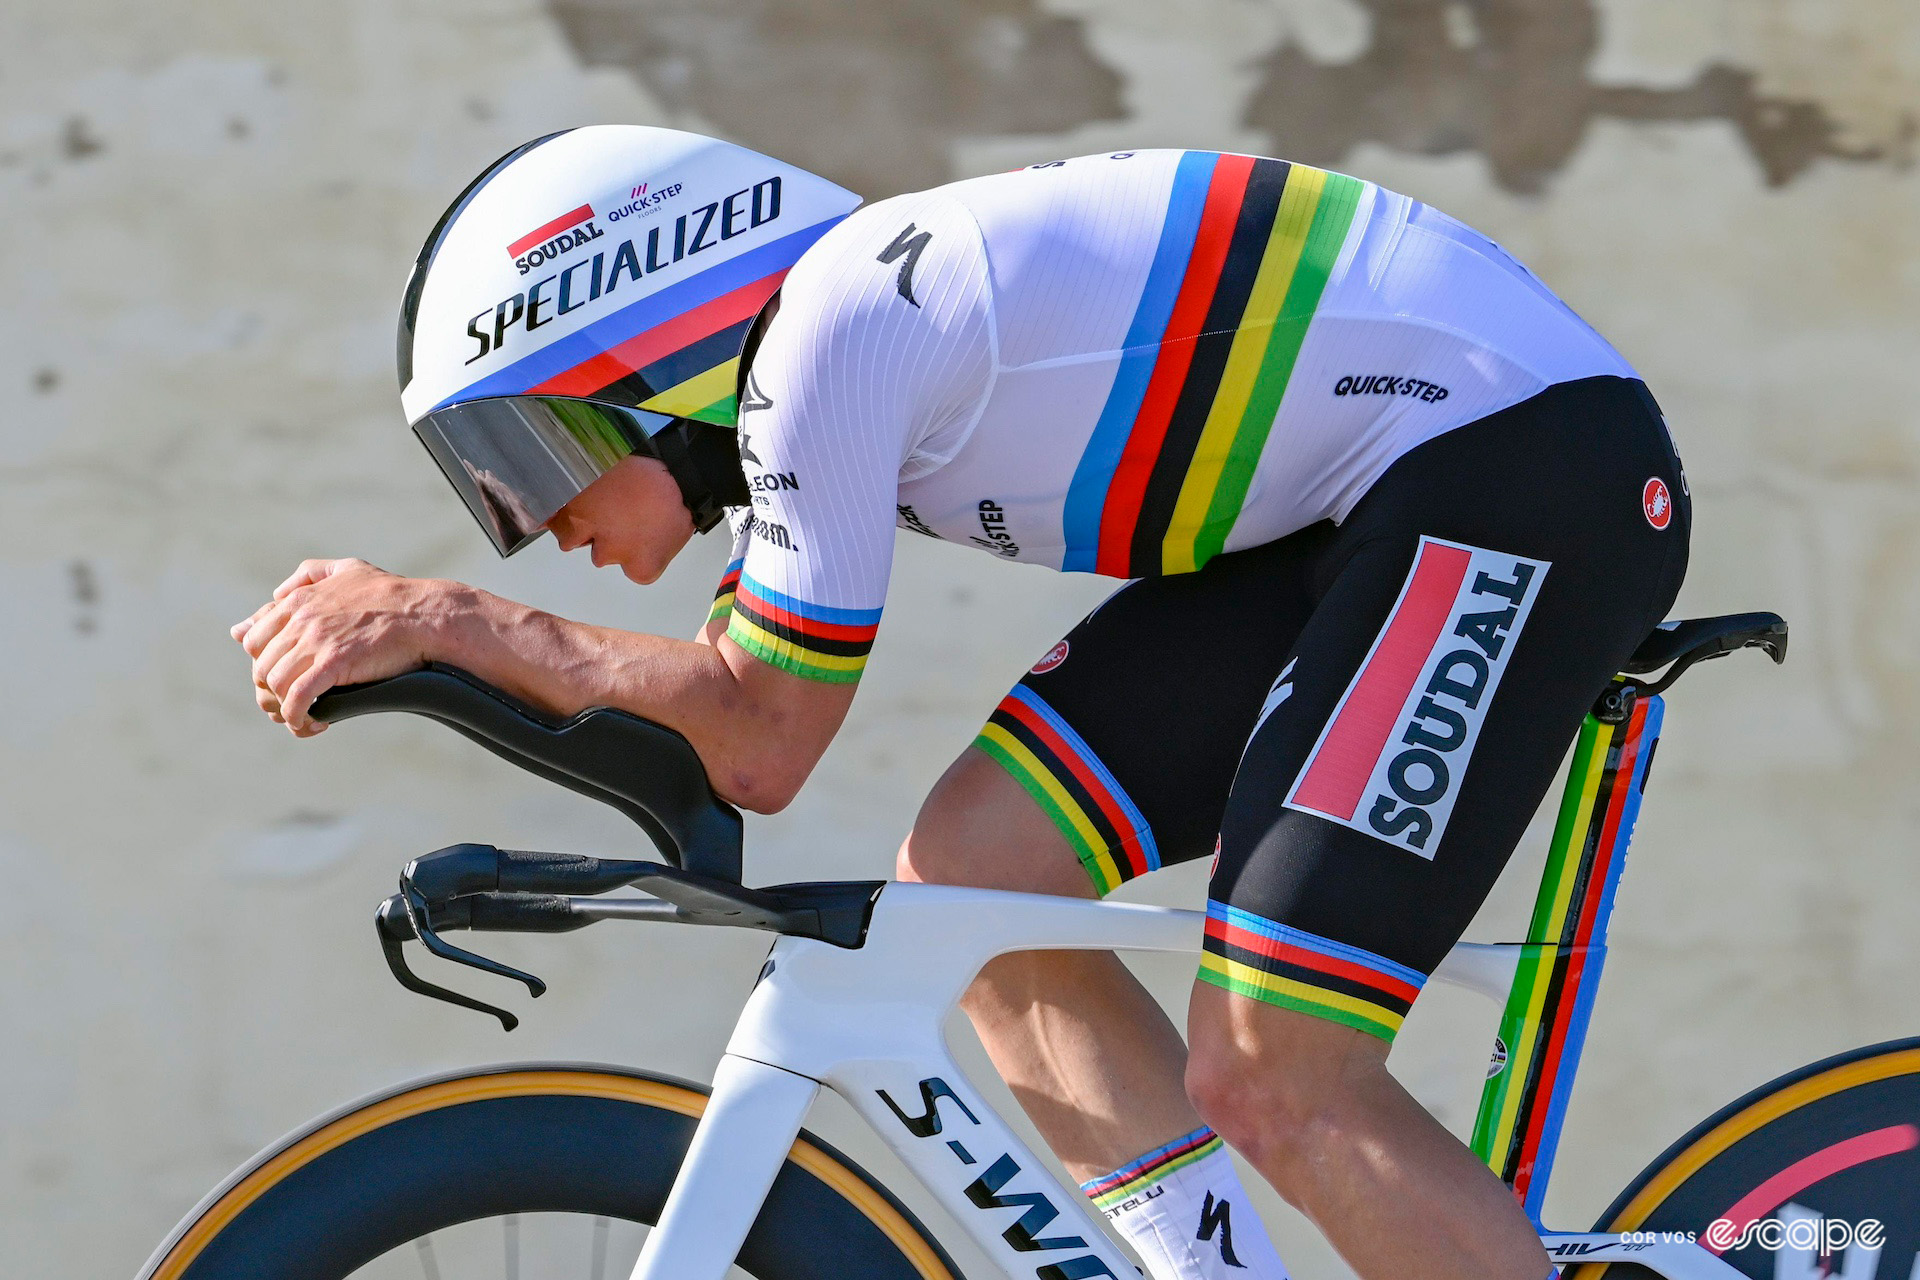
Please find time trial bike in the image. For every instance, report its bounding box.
[139,609,1920,1280]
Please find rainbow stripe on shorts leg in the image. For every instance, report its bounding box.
[723,571,880,684]
[1078,1126,1225,1213]
[1199,902,1425,1041]
[971,685,1160,896]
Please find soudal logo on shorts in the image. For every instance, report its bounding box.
[507,204,605,275]
[1643,477,1673,530]
[1285,537,1549,858]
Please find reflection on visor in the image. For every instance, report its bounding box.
[411,396,677,556]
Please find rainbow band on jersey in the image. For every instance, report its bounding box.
[1199,902,1426,1041]
[722,570,880,684]
[1061,152,1366,579]
[971,686,1160,895]
[709,556,744,627]
[1078,1126,1225,1212]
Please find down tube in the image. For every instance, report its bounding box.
[836,1054,1139,1279]
[1471,693,1665,1219]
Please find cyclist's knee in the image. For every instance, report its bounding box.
[896,747,1091,896]
[1185,998,1387,1195]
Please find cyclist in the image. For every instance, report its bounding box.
[233,126,1689,1280]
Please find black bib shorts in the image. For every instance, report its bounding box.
[971,376,1690,1040]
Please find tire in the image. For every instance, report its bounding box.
[1572,1038,1920,1279]
[137,1063,963,1280]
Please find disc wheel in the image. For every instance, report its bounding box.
[1574,1037,1920,1278]
[138,1064,962,1280]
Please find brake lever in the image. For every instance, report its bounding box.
[376,894,521,1031]
[374,901,518,1028]
[401,879,549,1000]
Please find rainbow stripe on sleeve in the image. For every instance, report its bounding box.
[1062,152,1366,578]
[708,556,743,627]
[722,571,880,683]
[1199,902,1426,1041]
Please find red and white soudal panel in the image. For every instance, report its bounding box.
[1285,536,1548,858]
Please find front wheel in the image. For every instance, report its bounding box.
[1575,1037,1920,1278]
[138,1064,962,1280]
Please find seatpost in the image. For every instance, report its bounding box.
[1470,681,1666,1222]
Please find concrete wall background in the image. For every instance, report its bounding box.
[1,1,1915,1275]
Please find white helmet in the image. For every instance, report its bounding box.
[397,125,861,554]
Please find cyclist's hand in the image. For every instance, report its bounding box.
[231,558,456,737]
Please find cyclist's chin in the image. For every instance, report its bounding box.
[619,558,665,585]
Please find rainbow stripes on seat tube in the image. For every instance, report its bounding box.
[1471,691,1665,1220]
[1060,152,1365,579]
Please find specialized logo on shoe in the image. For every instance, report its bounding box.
[1286,537,1549,857]
[1031,640,1070,675]
[1197,1193,1246,1268]
[1643,476,1673,530]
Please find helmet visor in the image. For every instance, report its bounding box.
[411,396,676,556]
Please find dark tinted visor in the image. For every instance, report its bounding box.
[412,396,677,556]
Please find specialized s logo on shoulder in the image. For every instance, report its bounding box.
[877,223,932,307]
[1285,537,1549,857]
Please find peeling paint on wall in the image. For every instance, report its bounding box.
[544,0,1126,195]
[1246,0,1890,192]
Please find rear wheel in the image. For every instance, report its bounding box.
[138,1064,961,1280]
[1574,1038,1920,1278]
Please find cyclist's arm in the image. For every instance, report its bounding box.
[441,593,850,814]
[235,557,848,813]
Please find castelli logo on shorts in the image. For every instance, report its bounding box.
[1285,537,1550,858]
[1643,477,1673,530]
[1031,641,1070,675]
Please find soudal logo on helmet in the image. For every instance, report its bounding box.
[465,176,785,366]
[507,204,606,276]
[1286,537,1549,858]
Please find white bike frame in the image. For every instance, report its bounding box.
[596,881,1743,1280]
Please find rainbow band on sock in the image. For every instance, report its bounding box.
[1061,152,1366,578]
[972,686,1160,895]
[1198,902,1426,1041]
[708,556,743,627]
[1079,1127,1225,1212]
[722,571,880,684]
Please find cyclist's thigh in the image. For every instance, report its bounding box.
[1202,376,1690,1044]
[903,748,1100,896]
[959,528,1334,898]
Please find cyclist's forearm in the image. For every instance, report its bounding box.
[441,588,818,811]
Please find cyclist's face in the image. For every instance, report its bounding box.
[546,455,694,585]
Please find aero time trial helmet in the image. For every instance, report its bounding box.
[397,126,861,555]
